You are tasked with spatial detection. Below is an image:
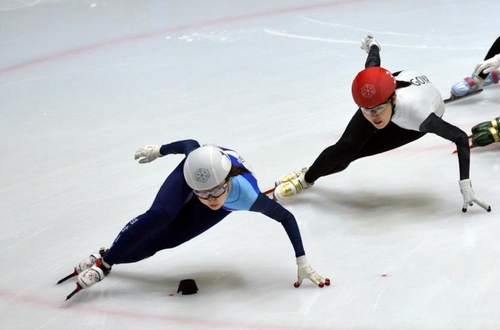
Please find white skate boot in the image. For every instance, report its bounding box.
[77,258,111,289]
[65,258,112,301]
[275,167,308,186]
[274,168,313,200]
[75,247,109,274]
[57,247,109,285]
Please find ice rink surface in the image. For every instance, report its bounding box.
[1,0,500,329]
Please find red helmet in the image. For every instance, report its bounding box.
[351,67,396,108]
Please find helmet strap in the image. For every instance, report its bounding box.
[389,93,396,118]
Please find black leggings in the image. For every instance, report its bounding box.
[305,109,425,182]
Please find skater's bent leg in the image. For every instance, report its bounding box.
[106,197,230,265]
[305,110,377,183]
[104,160,195,265]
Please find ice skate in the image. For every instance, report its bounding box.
[274,169,313,200]
[451,70,499,98]
[472,127,500,147]
[471,116,500,134]
[66,258,112,301]
[78,258,111,288]
[451,75,483,98]
[275,167,308,186]
[57,247,109,284]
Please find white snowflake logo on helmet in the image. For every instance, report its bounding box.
[194,168,210,183]
[361,84,376,98]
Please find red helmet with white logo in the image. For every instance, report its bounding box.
[351,67,396,108]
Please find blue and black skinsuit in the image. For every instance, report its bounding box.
[104,139,305,266]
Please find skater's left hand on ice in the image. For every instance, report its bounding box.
[459,179,491,213]
[294,256,330,288]
[474,54,500,75]
[135,145,163,164]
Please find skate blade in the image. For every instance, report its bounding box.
[65,283,82,301]
[57,269,77,284]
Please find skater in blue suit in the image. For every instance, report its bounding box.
[59,139,329,300]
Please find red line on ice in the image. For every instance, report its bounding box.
[0,1,363,75]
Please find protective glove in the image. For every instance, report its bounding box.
[474,54,500,75]
[294,255,330,288]
[459,179,491,213]
[134,145,163,164]
[360,35,381,53]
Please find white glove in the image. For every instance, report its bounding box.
[474,54,500,75]
[459,179,491,213]
[294,256,330,288]
[134,145,163,164]
[360,35,381,53]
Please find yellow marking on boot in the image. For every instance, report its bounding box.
[277,169,304,184]
[290,178,303,192]
[490,128,499,142]
[281,173,296,182]
[491,119,498,129]
[277,182,295,198]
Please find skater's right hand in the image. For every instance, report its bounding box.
[459,179,491,213]
[294,256,330,288]
[474,54,500,75]
[135,145,163,164]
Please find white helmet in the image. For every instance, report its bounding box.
[183,145,232,190]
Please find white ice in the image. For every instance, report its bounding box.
[1,0,500,329]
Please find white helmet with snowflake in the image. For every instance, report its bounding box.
[183,145,232,191]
